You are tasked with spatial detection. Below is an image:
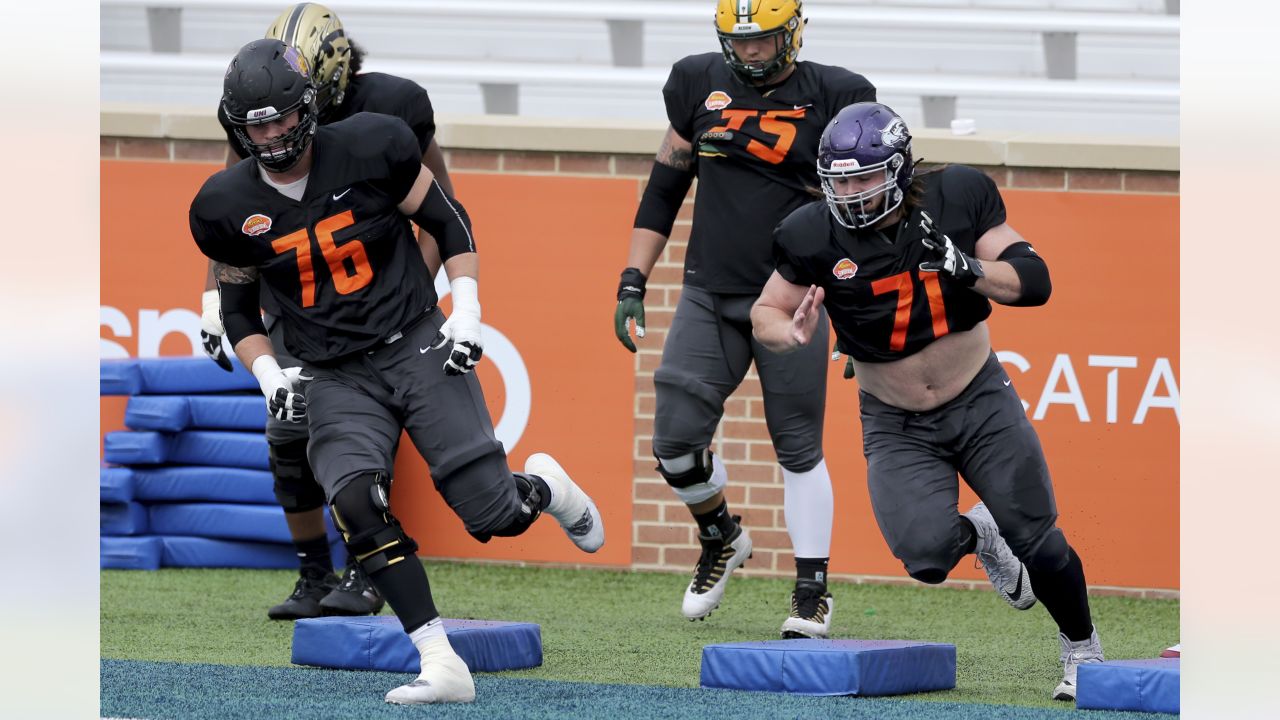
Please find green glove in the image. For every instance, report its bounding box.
[614,267,647,353]
[832,346,855,379]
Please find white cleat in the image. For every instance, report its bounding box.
[384,650,476,705]
[682,522,752,620]
[526,452,605,553]
[964,501,1037,610]
[1053,626,1105,701]
[780,580,834,639]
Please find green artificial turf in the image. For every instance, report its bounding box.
[101,561,1178,710]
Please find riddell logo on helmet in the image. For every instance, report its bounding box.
[704,91,733,111]
[241,214,273,236]
[828,159,863,170]
[833,258,858,279]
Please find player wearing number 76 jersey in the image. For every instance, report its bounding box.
[752,102,1104,703]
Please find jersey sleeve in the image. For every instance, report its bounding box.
[354,114,425,204]
[827,68,878,117]
[662,60,698,142]
[772,222,817,287]
[399,85,437,156]
[189,203,246,267]
[217,103,250,160]
[950,166,1007,237]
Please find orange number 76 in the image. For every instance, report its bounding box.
[270,210,373,308]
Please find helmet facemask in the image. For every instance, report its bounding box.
[228,87,319,173]
[717,23,794,83]
[819,154,908,230]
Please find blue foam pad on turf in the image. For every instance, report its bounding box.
[1076,658,1179,714]
[125,395,266,432]
[292,616,543,673]
[101,536,163,570]
[131,466,275,504]
[101,359,143,396]
[135,357,257,394]
[700,639,956,696]
[159,535,347,569]
[103,431,268,469]
[148,503,339,544]
[101,502,150,536]
[100,467,135,503]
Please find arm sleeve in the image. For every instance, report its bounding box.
[409,181,475,260]
[662,63,696,141]
[219,277,268,346]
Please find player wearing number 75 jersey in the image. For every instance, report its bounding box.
[190,39,605,706]
[614,0,874,637]
[752,102,1103,703]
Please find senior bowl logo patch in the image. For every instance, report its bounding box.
[832,258,858,280]
[704,91,732,111]
[241,214,273,236]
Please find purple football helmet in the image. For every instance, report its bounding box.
[817,102,915,229]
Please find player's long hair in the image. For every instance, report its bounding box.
[903,163,947,211]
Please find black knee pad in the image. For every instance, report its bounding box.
[909,567,950,585]
[1024,527,1071,573]
[654,448,712,489]
[469,472,543,543]
[330,473,418,576]
[269,439,326,513]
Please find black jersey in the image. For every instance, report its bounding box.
[773,165,1007,362]
[218,71,437,159]
[663,53,875,293]
[190,113,438,363]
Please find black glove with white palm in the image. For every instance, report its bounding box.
[918,211,984,287]
[431,276,484,376]
[200,289,234,372]
[251,355,311,423]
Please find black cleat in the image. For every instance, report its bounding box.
[320,563,385,616]
[268,567,338,620]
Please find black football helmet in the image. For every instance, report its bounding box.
[222,38,319,172]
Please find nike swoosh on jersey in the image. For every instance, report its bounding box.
[333,188,352,201]
[1003,379,1012,386]
[419,347,432,354]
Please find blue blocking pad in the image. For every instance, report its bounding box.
[131,466,275,505]
[101,536,163,570]
[103,431,268,469]
[100,467,135,503]
[1077,658,1180,714]
[160,536,347,570]
[101,502,149,536]
[126,395,266,432]
[136,357,257,394]
[101,359,143,396]
[148,503,339,544]
[292,616,543,673]
[700,639,956,696]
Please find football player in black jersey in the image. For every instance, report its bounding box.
[191,39,605,704]
[753,102,1103,702]
[197,3,457,621]
[614,0,874,636]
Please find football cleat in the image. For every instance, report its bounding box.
[385,645,475,705]
[267,567,338,620]
[1160,643,1180,658]
[526,453,604,553]
[682,519,753,620]
[320,562,384,616]
[964,501,1037,610]
[1053,626,1105,701]
[780,579,834,639]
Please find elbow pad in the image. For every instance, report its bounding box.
[410,180,475,260]
[219,279,268,346]
[634,161,694,237]
[998,242,1052,306]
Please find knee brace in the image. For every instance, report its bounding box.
[656,448,726,505]
[330,473,418,576]
[468,472,543,543]
[269,438,326,513]
[1023,527,1071,573]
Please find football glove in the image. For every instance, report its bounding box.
[831,347,855,379]
[614,267,647,353]
[252,356,311,423]
[918,211,984,287]
[432,276,483,376]
[200,289,233,372]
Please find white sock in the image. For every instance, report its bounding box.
[783,459,834,558]
[408,617,454,669]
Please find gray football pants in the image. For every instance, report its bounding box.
[652,285,828,472]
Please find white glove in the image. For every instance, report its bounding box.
[252,355,311,423]
[200,289,233,371]
[431,276,484,376]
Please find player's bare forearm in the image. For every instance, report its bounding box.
[626,228,668,277]
[751,301,801,353]
[213,262,259,285]
[443,252,478,282]
[417,228,443,278]
[656,127,694,172]
[203,259,218,291]
[231,333,274,369]
[972,261,1024,305]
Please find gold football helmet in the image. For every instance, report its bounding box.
[714,0,806,83]
[266,3,353,114]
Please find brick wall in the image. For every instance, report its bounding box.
[102,137,1179,598]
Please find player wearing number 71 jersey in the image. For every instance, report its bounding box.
[753,102,1104,703]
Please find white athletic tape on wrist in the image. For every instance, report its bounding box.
[201,289,224,335]
[448,276,481,319]
[251,354,286,399]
